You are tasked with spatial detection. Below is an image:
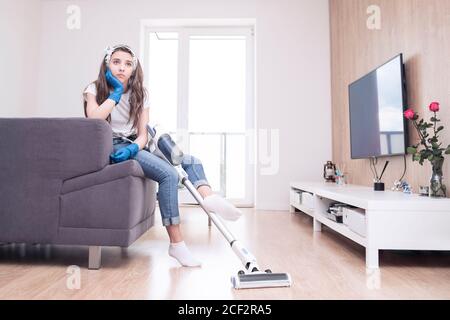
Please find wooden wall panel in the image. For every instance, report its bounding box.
[330,0,450,193]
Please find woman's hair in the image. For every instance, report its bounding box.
[83,45,147,132]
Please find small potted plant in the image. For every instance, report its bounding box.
[404,102,450,197]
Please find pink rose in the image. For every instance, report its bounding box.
[404,109,415,120]
[429,102,440,112]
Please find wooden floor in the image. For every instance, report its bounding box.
[1,207,450,300]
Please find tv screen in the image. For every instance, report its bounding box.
[348,54,408,159]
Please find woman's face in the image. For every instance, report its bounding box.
[108,50,134,87]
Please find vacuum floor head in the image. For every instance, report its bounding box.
[231,272,292,289]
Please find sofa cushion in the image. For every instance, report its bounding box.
[60,175,156,230]
[61,160,145,195]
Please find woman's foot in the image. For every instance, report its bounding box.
[168,241,202,267]
[202,194,243,221]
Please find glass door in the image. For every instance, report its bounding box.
[144,26,254,206]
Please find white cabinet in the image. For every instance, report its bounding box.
[343,207,366,237]
[289,188,314,217]
[289,189,301,207]
[290,181,450,269]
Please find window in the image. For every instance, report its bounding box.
[142,25,254,206]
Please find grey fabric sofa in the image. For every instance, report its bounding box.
[0,118,157,269]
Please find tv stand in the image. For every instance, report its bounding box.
[290,182,450,268]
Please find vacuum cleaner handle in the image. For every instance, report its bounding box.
[146,124,157,138]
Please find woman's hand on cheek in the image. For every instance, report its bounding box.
[105,68,124,104]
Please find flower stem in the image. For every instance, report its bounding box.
[433,111,437,141]
[413,120,430,150]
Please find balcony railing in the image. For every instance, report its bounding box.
[170,131,246,197]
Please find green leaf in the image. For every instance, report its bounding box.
[413,154,421,161]
[433,149,442,156]
[428,155,434,161]
[446,147,450,155]
[431,117,437,122]
[437,126,444,132]
[407,147,417,154]
[432,142,439,149]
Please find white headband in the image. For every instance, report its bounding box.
[104,45,138,70]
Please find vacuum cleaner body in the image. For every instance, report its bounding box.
[147,125,292,289]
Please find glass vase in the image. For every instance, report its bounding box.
[429,158,446,197]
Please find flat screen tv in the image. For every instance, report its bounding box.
[348,54,408,159]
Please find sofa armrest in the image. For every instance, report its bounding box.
[61,160,145,195]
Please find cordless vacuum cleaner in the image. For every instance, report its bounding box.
[147,125,292,289]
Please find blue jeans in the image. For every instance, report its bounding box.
[112,140,210,226]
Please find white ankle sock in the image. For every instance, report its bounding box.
[202,194,243,221]
[168,241,202,267]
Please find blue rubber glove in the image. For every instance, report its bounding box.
[105,68,124,105]
[110,143,139,163]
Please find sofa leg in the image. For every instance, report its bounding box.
[88,246,102,269]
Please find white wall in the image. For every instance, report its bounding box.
[252,0,332,210]
[6,0,332,210]
[0,0,41,117]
